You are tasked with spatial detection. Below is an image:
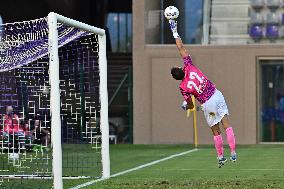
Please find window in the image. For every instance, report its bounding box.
[145,0,284,45]
[184,0,203,44]
[145,0,204,44]
[258,58,284,142]
[107,13,132,52]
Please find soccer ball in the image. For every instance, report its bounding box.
[164,6,179,20]
[9,153,19,161]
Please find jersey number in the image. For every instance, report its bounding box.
[187,72,204,94]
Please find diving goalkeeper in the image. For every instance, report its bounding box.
[168,19,237,168]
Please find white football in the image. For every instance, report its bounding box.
[9,153,19,160]
[164,6,179,20]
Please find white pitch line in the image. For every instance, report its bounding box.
[178,168,284,171]
[110,148,198,178]
[0,175,90,180]
[70,148,198,189]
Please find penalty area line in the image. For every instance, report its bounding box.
[70,148,198,189]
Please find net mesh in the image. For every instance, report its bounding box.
[0,18,88,71]
[0,17,102,188]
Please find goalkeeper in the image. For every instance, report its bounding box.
[168,19,237,167]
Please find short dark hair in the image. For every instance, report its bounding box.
[171,67,184,80]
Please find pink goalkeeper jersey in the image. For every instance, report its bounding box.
[180,56,216,104]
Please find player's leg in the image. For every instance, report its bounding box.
[211,124,227,167]
[221,115,237,161]
[202,89,229,167]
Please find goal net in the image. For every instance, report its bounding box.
[0,13,110,189]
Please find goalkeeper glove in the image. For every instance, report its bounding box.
[169,19,180,39]
[181,101,195,111]
[181,101,189,111]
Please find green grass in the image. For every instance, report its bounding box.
[0,144,102,189]
[89,144,284,189]
[1,144,284,188]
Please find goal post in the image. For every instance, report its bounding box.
[48,12,110,188]
[98,30,110,180]
[0,12,110,189]
[48,12,63,189]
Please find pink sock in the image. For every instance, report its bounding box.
[226,127,236,154]
[213,135,224,158]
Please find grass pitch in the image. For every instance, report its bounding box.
[1,144,284,189]
[90,144,284,189]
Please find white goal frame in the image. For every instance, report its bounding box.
[48,12,110,189]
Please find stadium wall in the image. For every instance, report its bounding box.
[133,0,284,144]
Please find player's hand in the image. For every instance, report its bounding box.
[169,19,177,32]
[169,19,180,39]
[181,101,189,111]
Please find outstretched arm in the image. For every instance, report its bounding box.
[175,38,189,59]
[168,20,189,58]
